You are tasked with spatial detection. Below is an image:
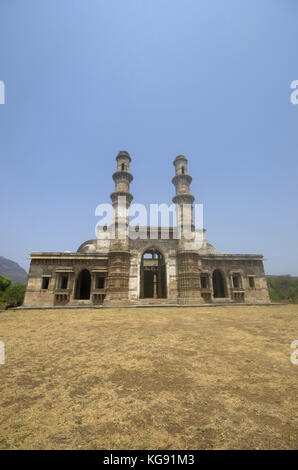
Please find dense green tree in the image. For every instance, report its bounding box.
[5,282,26,307]
[0,275,11,300]
[266,275,298,303]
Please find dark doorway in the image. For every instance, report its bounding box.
[140,249,167,299]
[75,269,91,299]
[212,269,226,298]
[143,271,154,298]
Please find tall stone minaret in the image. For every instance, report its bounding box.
[105,151,133,303]
[110,150,133,245]
[172,155,202,304]
[172,155,195,237]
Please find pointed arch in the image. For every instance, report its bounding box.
[140,248,167,299]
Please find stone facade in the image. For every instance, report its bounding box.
[23,151,270,307]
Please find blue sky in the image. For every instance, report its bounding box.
[0,0,298,275]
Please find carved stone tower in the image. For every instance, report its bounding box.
[106,151,133,303]
[172,155,195,233]
[172,155,202,304]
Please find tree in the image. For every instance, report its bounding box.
[5,283,26,307]
[266,275,298,303]
[0,275,11,301]
[288,286,298,303]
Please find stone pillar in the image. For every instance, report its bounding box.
[177,251,202,304]
[153,272,158,298]
[105,151,133,304]
[106,251,130,302]
[157,265,162,298]
[172,155,203,304]
[172,155,195,235]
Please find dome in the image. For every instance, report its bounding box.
[77,240,97,253]
[116,150,131,162]
[173,155,188,165]
[206,243,219,254]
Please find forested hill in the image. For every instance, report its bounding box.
[0,256,27,283]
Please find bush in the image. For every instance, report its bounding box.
[0,275,11,301]
[266,275,298,303]
[5,282,26,308]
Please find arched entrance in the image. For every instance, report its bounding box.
[75,269,91,299]
[140,249,167,299]
[212,269,226,298]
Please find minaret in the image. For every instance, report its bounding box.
[110,150,133,244]
[172,155,203,304]
[172,155,195,234]
[105,151,133,304]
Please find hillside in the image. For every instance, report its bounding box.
[0,256,27,283]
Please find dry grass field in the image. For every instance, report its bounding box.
[0,304,297,450]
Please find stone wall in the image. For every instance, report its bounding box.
[200,255,270,303]
[23,248,270,307]
[23,253,109,307]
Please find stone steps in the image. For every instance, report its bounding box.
[136,298,176,306]
[69,300,93,306]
